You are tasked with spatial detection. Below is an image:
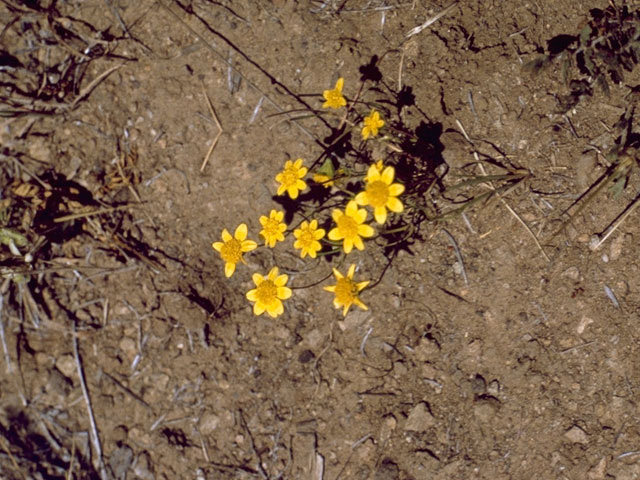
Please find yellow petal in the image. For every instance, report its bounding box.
[246,289,258,301]
[277,184,287,196]
[324,285,336,292]
[343,237,353,254]
[345,200,358,217]
[267,300,283,318]
[275,273,288,287]
[353,236,364,251]
[267,267,279,279]
[355,191,369,206]
[277,286,292,299]
[288,186,299,199]
[353,298,368,311]
[358,224,375,238]
[314,229,325,240]
[259,216,268,226]
[307,248,317,258]
[388,183,405,196]
[212,242,223,252]
[309,219,318,229]
[254,302,265,316]
[333,267,344,280]
[293,158,303,169]
[342,304,350,316]
[367,164,380,181]
[328,228,343,241]
[221,229,232,242]
[354,207,367,224]
[335,77,344,91]
[252,273,264,285]
[241,240,257,252]
[381,166,395,185]
[224,262,236,278]
[386,197,404,213]
[356,280,370,291]
[331,209,343,223]
[374,206,387,225]
[298,167,308,178]
[296,179,307,191]
[235,223,248,241]
[273,210,284,221]
[347,264,356,278]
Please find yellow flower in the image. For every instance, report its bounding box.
[324,264,369,316]
[355,163,404,224]
[211,223,257,278]
[246,267,292,318]
[275,158,308,199]
[293,219,326,258]
[328,200,375,254]
[312,173,334,188]
[361,110,385,140]
[259,209,287,247]
[322,77,347,109]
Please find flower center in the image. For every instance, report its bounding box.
[327,91,341,103]
[299,228,315,246]
[255,280,277,305]
[220,239,242,263]
[334,278,358,304]
[366,180,389,208]
[264,219,280,235]
[337,214,358,238]
[281,167,298,187]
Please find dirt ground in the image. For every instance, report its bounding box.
[2,0,640,479]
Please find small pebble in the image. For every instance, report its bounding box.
[564,425,589,444]
[404,402,435,432]
[55,354,76,379]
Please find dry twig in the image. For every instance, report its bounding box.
[200,81,224,172]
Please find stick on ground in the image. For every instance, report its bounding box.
[200,81,223,172]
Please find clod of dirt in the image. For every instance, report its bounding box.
[404,402,435,432]
[564,425,589,444]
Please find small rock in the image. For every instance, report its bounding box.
[199,413,220,435]
[564,425,589,444]
[577,316,594,335]
[561,266,581,281]
[119,337,137,362]
[380,415,397,442]
[404,402,435,432]
[108,444,133,479]
[588,456,607,479]
[610,234,624,261]
[473,398,499,422]
[133,451,155,480]
[471,374,487,394]
[487,379,501,396]
[55,354,76,379]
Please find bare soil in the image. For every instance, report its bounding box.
[1,1,640,479]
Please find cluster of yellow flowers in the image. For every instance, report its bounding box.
[212,78,403,318]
